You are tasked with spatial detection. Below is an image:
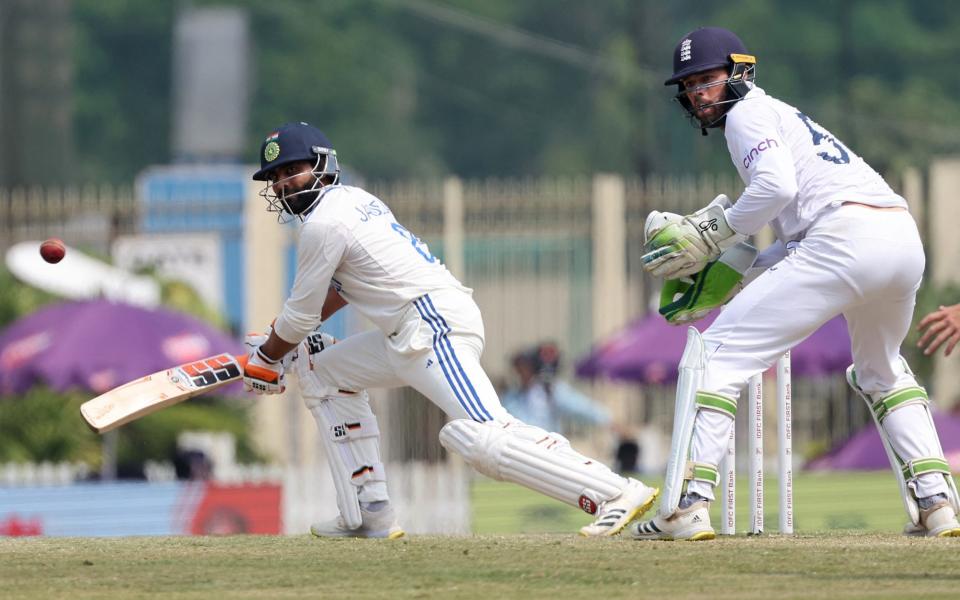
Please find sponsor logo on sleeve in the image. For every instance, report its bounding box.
[742,138,780,169]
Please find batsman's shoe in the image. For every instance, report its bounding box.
[628,498,715,541]
[310,504,405,540]
[903,501,960,538]
[579,479,659,537]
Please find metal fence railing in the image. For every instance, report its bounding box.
[0,175,874,472]
[0,185,136,257]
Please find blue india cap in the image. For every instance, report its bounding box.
[252,122,335,181]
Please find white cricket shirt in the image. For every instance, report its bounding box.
[273,185,470,343]
[723,86,906,241]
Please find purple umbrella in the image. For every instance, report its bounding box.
[806,410,960,471]
[576,310,853,383]
[0,299,245,395]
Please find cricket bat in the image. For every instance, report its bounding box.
[80,353,248,434]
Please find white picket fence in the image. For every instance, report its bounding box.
[278,459,471,536]
[0,462,91,486]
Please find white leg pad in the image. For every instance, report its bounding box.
[292,329,391,530]
[847,363,960,526]
[439,418,628,514]
[660,327,706,518]
[308,391,388,530]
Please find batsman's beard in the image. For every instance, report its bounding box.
[283,182,323,216]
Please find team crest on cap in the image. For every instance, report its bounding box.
[264,141,280,162]
[680,38,692,62]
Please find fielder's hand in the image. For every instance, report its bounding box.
[642,195,745,279]
[917,304,960,357]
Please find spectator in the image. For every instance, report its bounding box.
[501,342,612,435]
[173,449,212,481]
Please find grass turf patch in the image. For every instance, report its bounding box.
[3,471,954,598]
[3,533,960,599]
[472,471,910,534]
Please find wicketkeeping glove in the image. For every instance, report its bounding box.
[642,194,746,279]
[658,241,758,325]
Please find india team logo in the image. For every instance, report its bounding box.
[264,141,280,162]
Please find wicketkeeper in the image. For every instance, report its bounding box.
[631,26,960,540]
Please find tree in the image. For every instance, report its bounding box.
[64,0,960,183]
[72,1,174,183]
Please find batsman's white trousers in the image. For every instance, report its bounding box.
[306,289,508,423]
[688,204,948,499]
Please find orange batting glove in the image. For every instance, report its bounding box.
[243,347,285,395]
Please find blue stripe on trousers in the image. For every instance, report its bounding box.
[413,298,483,421]
[422,294,493,421]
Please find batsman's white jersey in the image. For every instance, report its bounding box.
[274,185,470,343]
[685,87,948,503]
[273,184,506,423]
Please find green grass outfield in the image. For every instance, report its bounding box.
[3,472,960,599]
[473,471,914,534]
[4,534,959,599]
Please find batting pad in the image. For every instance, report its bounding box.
[440,419,628,514]
[307,390,388,530]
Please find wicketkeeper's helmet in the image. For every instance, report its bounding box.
[665,27,756,132]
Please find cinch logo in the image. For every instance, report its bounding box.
[742,138,779,169]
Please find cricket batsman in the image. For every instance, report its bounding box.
[241,122,658,538]
[630,26,960,540]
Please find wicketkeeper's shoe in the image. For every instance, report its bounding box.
[627,497,716,541]
[310,504,406,540]
[579,478,659,537]
[903,500,960,538]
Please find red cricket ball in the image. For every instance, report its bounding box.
[40,238,66,264]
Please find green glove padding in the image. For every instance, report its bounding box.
[659,242,758,324]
